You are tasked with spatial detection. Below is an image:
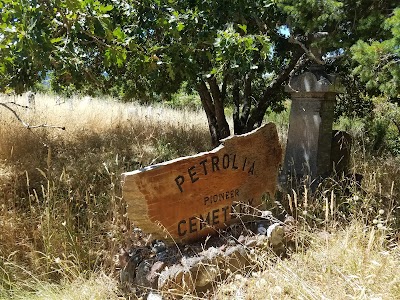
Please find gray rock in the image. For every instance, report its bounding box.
[181,256,204,269]
[136,260,166,289]
[193,263,219,287]
[257,225,267,235]
[158,264,195,294]
[147,292,163,300]
[237,234,246,244]
[224,245,248,271]
[135,260,154,288]
[267,223,284,247]
[151,239,167,254]
[201,246,221,260]
[244,237,257,248]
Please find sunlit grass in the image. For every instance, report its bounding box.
[216,222,400,300]
[0,92,399,299]
[0,93,210,297]
[0,273,121,300]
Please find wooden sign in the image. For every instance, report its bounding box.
[121,123,282,243]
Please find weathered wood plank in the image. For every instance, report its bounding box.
[121,123,282,243]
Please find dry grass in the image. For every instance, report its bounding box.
[0,272,122,300]
[0,93,399,299]
[216,222,400,300]
[0,93,210,297]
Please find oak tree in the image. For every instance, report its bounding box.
[1,0,399,146]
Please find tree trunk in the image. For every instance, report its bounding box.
[198,52,302,145]
[208,77,230,139]
[197,79,230,147]
[233,81,242,134]
[233,73,254,135]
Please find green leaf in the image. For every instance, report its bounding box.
[238,24,247,34]
[177,22,185,32]
[2,11,9,22]
[210,67,218,75]
[113,27,125,40]
[50,37,63,44]
[167,63,175,80]
[100,4,113,13]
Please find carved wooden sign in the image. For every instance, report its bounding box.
[121,123,282,243]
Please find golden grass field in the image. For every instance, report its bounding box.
[0,93,399,299]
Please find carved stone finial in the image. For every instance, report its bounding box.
[285,71,341,94]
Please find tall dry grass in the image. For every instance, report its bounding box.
[0,93,210,297]
[0,93,399,299]
[216,222,400,300]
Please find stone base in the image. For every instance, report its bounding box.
[118,215,297,298]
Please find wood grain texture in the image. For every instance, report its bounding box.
[122,123,282,243]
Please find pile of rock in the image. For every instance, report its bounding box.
[118,214,296,297]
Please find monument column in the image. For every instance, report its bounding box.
[282,66,341,185]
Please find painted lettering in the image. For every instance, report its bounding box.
[178,219,187,236]
[248,161,255,175]
[211,155,220,172]
[232,154,238,169]
[204,189,240,205]
[199,159,208,175]
[189,216,197,233]
[248,198,254,206]
[199,212,210,230]
[242,157,247,171]
[221,206,229,223]
[177,197,256,237]
[222,154,230,169]
[174,154,256,192]
[188,166,199,183]
[212,209,219,225]
[175,175,185,193]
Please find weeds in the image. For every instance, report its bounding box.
[0,93,210,296]
[0,93,399,299]
[216,222,400,300]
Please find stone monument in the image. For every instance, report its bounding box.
[282,65,342,185]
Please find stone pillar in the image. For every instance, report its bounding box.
[282,67,341,184]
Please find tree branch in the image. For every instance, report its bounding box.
[289,35,325,65]
[245,50,304,131]
[197,80,215,114]
[83,30,110,48]
[0,103,66,130]
[251,14,268,34]
[2,101,29,109]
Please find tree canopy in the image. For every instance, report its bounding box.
[351,7,400,99]
[1,0,399,145]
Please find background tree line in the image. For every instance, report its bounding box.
[1,0,399,146]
